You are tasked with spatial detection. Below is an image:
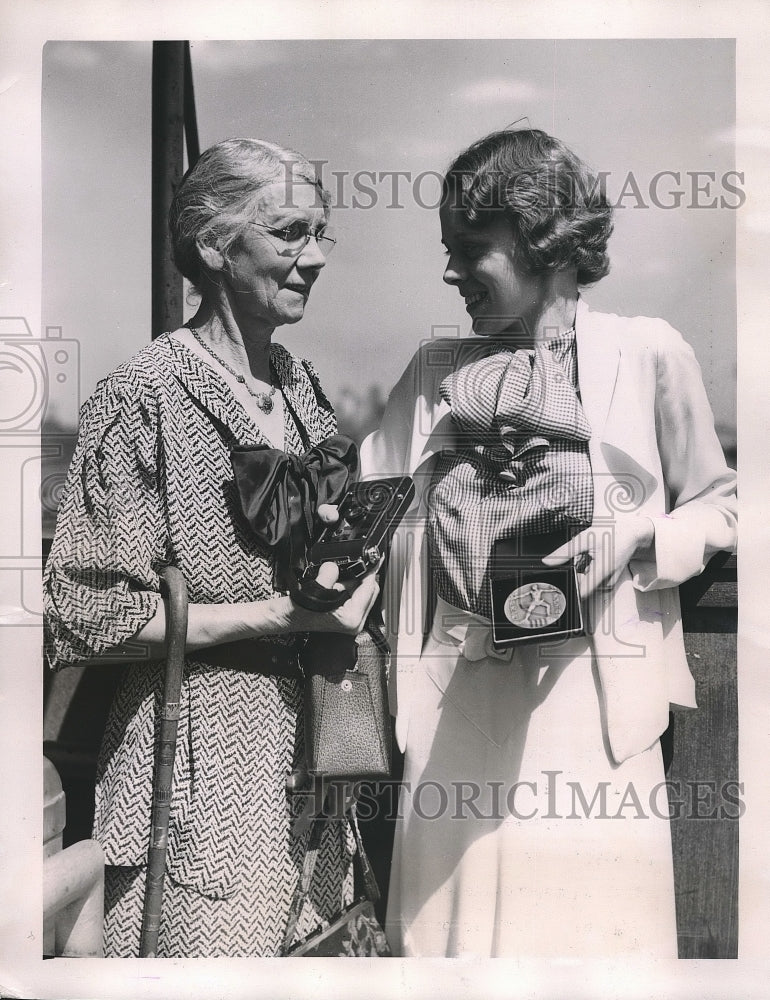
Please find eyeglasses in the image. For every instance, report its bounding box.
[246,220,337,257]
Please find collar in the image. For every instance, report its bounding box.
[160,334,318,450]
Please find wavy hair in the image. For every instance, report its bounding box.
[443,129,613,285]
[169,137,329,292]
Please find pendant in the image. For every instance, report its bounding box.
[258,395,274,414]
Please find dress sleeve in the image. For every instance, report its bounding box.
[43,372,167,669]
[630,324,737,591]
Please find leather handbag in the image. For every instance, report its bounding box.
[301,621,392,779]
[282,804,391,957]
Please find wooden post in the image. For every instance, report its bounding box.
[151,41,185,339]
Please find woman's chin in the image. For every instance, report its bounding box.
[275,305,307,327]
[472,317,502,338]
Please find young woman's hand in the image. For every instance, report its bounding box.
[542,516,654,600]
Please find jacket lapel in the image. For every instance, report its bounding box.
[576,299,660,511]
[574,297,620,445]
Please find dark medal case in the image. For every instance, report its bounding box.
[488,529,586,649]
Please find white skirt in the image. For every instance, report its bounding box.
[385,597,678,958]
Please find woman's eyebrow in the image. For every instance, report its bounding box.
[443,233,485,247]
[263,209,311,226]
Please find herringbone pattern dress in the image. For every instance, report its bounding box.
[44,334,353,957]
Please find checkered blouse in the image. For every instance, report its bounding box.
[427,329,594,620]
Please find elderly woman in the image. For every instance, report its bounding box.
[361,128,737,957]
[43,138,378,957]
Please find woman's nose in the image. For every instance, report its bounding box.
[296,234,327,269]
[443,254,464,285]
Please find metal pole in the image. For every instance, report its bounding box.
[151,41,185,339]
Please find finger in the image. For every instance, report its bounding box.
[541,551,568,566]
[347,571,378,602]
[315,561,341,589]
[542,530,588,566]
[350,572,380,610]
[317,503,339,525]
[364,555,385,576]
[359,577,381,619]
[333,577,379,633]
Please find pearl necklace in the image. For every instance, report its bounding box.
[189,327,278,414]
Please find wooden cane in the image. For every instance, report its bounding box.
[139,564,188,957]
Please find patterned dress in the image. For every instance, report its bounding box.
[43,334,352,957]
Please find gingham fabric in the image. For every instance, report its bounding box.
[428,329,594,620]
[43,334,353,956]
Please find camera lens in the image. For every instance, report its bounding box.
[345,502,366,523]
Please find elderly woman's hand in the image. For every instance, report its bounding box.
[317,503,339,524]
[281,560,381,636]
[315,561,381,633]
[542,515,655,600]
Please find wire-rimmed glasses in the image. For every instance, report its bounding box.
[246,220,337,257]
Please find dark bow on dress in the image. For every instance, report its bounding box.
[231,434,359,600]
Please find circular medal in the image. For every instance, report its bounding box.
[503,582,567,629]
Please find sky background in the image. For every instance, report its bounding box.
[42,38,736,443]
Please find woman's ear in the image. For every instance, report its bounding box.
[196,239,225,273]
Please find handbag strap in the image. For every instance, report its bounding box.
[281,801,381,954]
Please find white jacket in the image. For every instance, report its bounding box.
[360,298,737,763]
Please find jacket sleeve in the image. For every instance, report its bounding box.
[43,373,167,669]
[630,324,737,591]
[360,348,442,745]
[359,349,422,480]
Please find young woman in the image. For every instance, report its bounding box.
[361,128,737,957]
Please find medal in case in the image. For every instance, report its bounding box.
[488,532,585,649]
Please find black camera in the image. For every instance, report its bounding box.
[307,476,415,580]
